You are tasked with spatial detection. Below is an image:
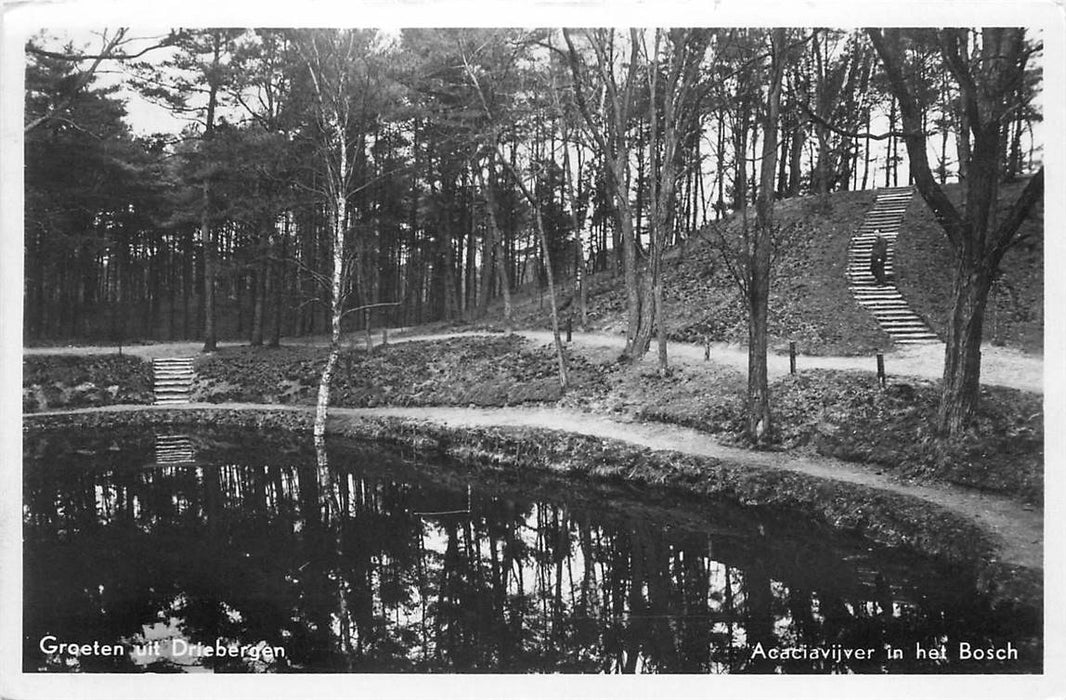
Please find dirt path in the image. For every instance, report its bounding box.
[504,330,1041,394]
[24,327,1042,393]
[31,402,1042,571]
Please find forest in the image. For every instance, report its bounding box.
[24,27,1044,438]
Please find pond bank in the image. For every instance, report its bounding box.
[24,403,1042,609]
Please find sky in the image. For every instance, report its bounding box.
[29,28,202,135]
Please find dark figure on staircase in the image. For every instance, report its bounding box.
[870,233,888,286]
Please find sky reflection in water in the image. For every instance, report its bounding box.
[22,427,1041,674]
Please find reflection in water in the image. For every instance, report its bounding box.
[23,428,1041,674]
[154,435,196,466]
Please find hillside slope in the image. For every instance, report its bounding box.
[487,185,1042,357]
[895,179,1043,354]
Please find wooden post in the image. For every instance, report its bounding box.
[876,353,886,388]
[566,315,572,343]
[382,327,388,346]
[789,341,796,375]
[704,336,710,361]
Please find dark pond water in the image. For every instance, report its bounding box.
[23,427,1041,674]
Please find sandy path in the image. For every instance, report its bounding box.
[30,402,1042,570]
[24,328,1042,393]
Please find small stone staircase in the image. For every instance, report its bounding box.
[153,357,195,405]
[847,187,940,345]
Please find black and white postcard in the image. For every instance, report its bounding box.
[3,2,1062,698]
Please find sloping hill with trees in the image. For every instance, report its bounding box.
[490,183,1042,357]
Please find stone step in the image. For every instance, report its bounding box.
[854,285,903,291]
[877,322,936,331]
[857,299,909,306]
[153,356,196,405]
[889,336,939,342]
[883,326,937,333]
[867,309,926,319]
[853,294,906,302]
[877,319,933,328]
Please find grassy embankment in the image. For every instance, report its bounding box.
[22,354,153,412]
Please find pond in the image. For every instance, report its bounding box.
[23,426,1041,674]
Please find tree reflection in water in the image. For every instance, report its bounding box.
[23,428,1041,673]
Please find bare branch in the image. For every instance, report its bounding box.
[25,29,129,132]
[339,301,403,321]
[797,101,924,141]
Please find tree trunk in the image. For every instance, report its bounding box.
[479,167,513,328]
[201,183,218,351]
[655,281,667,375]
[561,138,588,331]
[250,226,269,346]
[270,215,287,348]
[475,164,495,320]
[746,28,786,446]
[200,34,222,353]
[937,263,991,434]
[787,120,806,197]
[498,151,569,389]
[314,114,348,438]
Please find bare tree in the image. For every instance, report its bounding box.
[460,34,569,389]
[294,29,367,438]
[868,28,1044,435]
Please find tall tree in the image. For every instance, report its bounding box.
[641,29,713,372]
[562,29,644,359]
[132,29,242,350]
[747,28,787,444]
[24,41,165,341]
[868,28,1044,435]
[458,30,570,389]
[869,30,1044,434]
[293,29,377,437]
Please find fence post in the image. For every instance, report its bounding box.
[789,341,797,375]
[382,327,389,346]
[704,336,710,361]
[566,315,573,343]
[876,353,886,388]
